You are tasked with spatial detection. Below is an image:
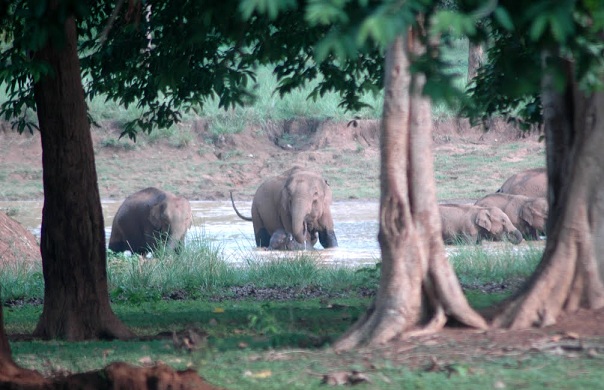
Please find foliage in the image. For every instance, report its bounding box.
[0,1,98,134]
[463,0,604,127]
[78,0,383,139]
[0,1,385,140]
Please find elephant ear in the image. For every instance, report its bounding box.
[150,202,167,230]
[475,210,492,231]
[519,204,534,225]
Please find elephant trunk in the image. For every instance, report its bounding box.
[290,202,308,245]
[507,229,523,245]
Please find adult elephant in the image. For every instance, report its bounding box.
[498,167,547,198]
[439,203,523,245]
[475,193,548,240]
[109,187,193,254]
[230,167,338,249]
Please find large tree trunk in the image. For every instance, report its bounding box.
[493,55,604,328]
[333,29,487,351]
[32,9,133,340]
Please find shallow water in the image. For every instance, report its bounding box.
[1,199,543,267]
[0,200,382,268]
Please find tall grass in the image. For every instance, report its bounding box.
[0,260,44,302]
[450,243,543,286]
[1,236,543,305]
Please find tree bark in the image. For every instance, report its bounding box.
[32,10,133,340]
[0,298,46,384]
[493,55,604,328]
[333,29,487,351]
[467,42,484,84]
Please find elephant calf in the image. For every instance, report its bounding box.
[475,193,548,240]
[268,229,309,251]
[109,187,193,255]
[439,203,523,245]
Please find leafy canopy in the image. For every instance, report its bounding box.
[0,0,383,139]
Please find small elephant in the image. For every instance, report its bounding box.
[231,166,338,249]
[498,167,547,198]
[439,203,524,245]
[475,193,548,240]
[109,187,193,254]
[268,228,310,251]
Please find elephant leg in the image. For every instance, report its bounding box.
[318,230,338,248]
[256,228,271,248]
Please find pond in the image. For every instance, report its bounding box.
[0,200,382,268]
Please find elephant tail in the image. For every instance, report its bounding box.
[230,191,253,221]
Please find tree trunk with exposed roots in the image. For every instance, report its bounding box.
[31,8,133,341]
[333,29,487,351]
[492,55,604,328]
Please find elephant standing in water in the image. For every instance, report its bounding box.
[230,167,338,249]
[109,187,193,254]
[475,193,548,239]
[498,167,547,198]
[439,203,524,245]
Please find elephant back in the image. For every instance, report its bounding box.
[498,168,547,198]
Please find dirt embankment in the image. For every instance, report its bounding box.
[0,117,542,202]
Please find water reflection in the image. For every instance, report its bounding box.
[0,200,382,268]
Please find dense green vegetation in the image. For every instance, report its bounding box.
[0,237,542,304]
[0,37,468,139]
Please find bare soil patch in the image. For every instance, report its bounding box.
[358,307,604,371]
[1,117,542,201]
[0,211,40,266]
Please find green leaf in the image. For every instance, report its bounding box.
[494,7,514,32]
[529,15,548,41]
[305,0,348,26]
[239,0,296,20]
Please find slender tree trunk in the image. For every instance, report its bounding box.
[467,42,484,83]
[493,55,604,328]
[334,28,486,351]
[32,9,133,340]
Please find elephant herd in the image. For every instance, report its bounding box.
[108,166,338,255]
[108,166,548,255]
[440,167,548,245]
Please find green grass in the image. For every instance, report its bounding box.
[0,234,544,305]
[450,243,543,286]
[6,240,598,390]
[5,292,603,389]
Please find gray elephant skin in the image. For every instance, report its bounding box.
[498,167,547,198]
[268,228,308,251]
[231,167,338,249]
[475,193,548,240]
[109,187,193,254]
[439,203,523,245]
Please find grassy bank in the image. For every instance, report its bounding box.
[4,244,602,390]
[0,236,542,305]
